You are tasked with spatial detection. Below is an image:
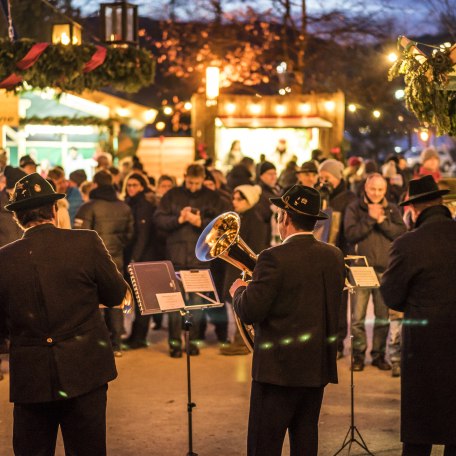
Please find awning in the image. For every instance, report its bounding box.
[216,116,333,128]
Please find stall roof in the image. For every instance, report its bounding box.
[217,116,333,128]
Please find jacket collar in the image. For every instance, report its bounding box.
[89,185,118,202]
[415,205,453,228]
[282,232,315,245]
[22,222,56,239]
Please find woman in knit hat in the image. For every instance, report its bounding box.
[220,184,269,356]
[416,147,441,182]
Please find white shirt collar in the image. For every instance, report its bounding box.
[282,231,314,243]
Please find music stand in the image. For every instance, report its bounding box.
[333,256,378,456]
[128,262,223,456]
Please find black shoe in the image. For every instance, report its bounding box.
[170,348,183,358]
[188,345,200,356]
[372,356,391,371]
[352,358,364,372]
[123,340,148,350]
[391,363,401,377]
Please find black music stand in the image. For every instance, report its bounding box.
[333,256,379,456]
[128,262,223,456]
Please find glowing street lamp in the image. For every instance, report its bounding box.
[348,104,357,113]
[101,1,138,46]
[387,52,398,63]
[373,110,381,119]
[52,22,82,45]
[206,67,220,101]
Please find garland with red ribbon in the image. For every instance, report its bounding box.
[0,38,154,93]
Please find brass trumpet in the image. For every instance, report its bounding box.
[195,212,257,351]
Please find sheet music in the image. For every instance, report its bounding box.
[179,270,215,292]
[350,267,380,288]
[156,292,186,311]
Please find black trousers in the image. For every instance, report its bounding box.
[13,384,108,456]
[248,381,324,456]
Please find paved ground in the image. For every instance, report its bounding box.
[0,308,446,456]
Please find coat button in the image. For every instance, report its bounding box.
[47,337,53,344]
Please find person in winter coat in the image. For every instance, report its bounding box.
[344,173,406,371]
[154,163,225,358]
[381,175,456,456]
[122,172,158,349]
[74,170,134,356]
[220,184,269,356]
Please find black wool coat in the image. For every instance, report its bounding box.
[380,205,456,444]
[0,224,127,404]
[233,234,345,387]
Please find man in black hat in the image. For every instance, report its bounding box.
[0,173,128,455]
[381,175,456,456]
[230,184,345,456]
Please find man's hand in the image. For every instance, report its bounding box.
[368,204,385,223]
[229,278,248,298]
[178,207,192,224]
[186,210,201,227]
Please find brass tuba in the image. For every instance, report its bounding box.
[195,212,257,351]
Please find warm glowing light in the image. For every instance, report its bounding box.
[398,115,404,122]
[163,106,173,116]
[275,104,286,115]
[225,102,236,114]
[116,107,131,117]
[184,102,192,111]
[249,104,262,115]
[373,110,381,118]
[156,121,166,131]
[299,103,311,114]
[348,104,357,113]
[144,110,156,123]
[278,88,286,96]
[387,52,398,63]
[324,100,335,112]
[395,89,405,100]
[206,66,220,100]
[52,23,82,45]
[419,130,429,142]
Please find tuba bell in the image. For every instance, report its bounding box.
[195,212,257,351]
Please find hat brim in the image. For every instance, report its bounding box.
[270,197,329,220]
[399,189,449,206]
[5,193,65,212]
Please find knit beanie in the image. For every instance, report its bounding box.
[259,161,276,176]
[4,166,27,190]
[420,147,439,164]
[235,184,262,207]
[318,159,344,180]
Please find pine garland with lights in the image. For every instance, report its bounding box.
[0,38,155,93]
[19,116,115,128]
[389,39,456,136]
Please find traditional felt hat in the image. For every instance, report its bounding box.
[270,184,328,220]
[5,173,65,212]
[296,161,318,174]
[399,175,449,206]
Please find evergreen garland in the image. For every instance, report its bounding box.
[0,38,155,93]
[389,41,456,136]
[19,116,114,128]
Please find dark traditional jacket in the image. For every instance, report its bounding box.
[154,185,225,270]
[0,224,127,403]
[233,234,345,387]
[74,185,134,271]
[380,205,456,444]
[344,196,406,271]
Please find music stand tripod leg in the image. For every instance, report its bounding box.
[183,311,198,456]
[332,286,374,456]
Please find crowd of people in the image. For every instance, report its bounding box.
[1,144,456,455]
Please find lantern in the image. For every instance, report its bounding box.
[205,67,220,100]
[100,1,138,46]
[52,22,82,45]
